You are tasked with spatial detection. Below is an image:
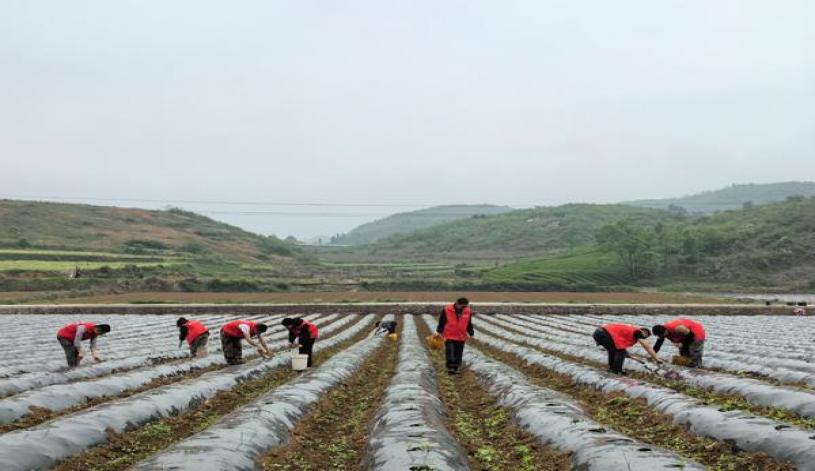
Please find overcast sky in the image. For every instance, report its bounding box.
[1,0,813,239]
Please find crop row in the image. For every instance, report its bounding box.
[0,312,811,470]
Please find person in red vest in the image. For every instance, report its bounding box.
[220,320,270,365]
[56,322,111,368]
[593,323,660,374]
[435,297,475,375]
[282,317,319,367]
[652,319,706,367]
[176,317,210,358]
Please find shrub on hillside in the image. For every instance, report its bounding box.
[123,239,169,254]
[205,278,261,292]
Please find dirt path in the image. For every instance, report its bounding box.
[416,318,571,471]
[259,319,401,470]
[20,290,731,305]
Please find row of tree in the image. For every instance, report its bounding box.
[595,219,744,280]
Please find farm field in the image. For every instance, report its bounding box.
[13,290,735,305]
[0,311,812,470]
[0,260,180,272]
[0,248,183,272]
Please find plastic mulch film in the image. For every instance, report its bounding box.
[483,315,815,419]
[472,322,815,470]
[0,314,337,423]
[0,314,370,471]
[363,314,470,470]
[132,315,394,471]
[464,345,704,470]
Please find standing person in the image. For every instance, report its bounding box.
[435,297,474,375]
[56,322,111,368]
[593,323,660,375]
[177,317,210,358]
[652,318,706,367]
[282,317,319,367]
[220,320,270,365]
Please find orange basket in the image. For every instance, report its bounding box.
[672,355,691,366]
[425,334,444,350]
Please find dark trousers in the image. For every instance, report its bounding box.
[679,340,705,367]
[593,328,627,374]
[190,332,209,357]
[444,340,465,372]
[220,329,243,365]
[297,335,315,367]
[58,337,80,368]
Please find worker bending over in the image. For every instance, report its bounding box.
[220,320,270,365]
[593,323,660,375]
[652,318,706,367]
[436,297,474,375]
[282,317,319,367]
[56,322,111,368]
[374,320,398,336]
[176,317,210,358]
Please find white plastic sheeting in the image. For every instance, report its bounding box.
[364,315,470,470]
[133,315,394,471]
[0,314,369,471]
[473,323,815,470]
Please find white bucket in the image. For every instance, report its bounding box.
[291,350,309,371]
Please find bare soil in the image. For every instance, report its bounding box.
[52,316,382,471]
[259,319,401,470]
[495,320,815,429]
[0,363,226,433]
[417,319,572,471]
[472,338,795,470]
[26,290,730,305]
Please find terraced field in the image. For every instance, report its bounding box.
[0,311,813,470]
[0,248,181,272]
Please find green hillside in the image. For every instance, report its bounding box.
[628,181,815,213]
[483,249,626,290]
[488,196,815,291]
[331,204,512,245]
[363,204,681,260]
[0,199,294,262]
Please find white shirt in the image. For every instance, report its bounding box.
[73,325,97,348]
[238,323,251,337]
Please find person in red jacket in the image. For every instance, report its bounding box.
[176,317,210,358]
[435,297,475,375]
[593,323,660,374]
[282,317,319,367]
[652,319,706,367]
[220,320,270,365]
[56,322,111,368]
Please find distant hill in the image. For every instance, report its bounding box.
[0,199,295,262]
[485,195,815,291]
[364,204,680,259]
[627,181,815,213]
[332,204,512,245]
